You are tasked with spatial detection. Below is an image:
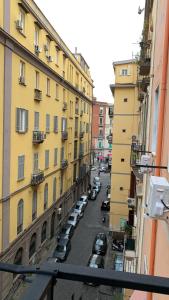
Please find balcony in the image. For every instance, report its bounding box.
[62,102,67,111]
[79,131,84,139]
[99,111,103,116]
[99,123,103,127]
[61,159,68,169]
[138,92,144,102]
[140,76,150,92]
[62,131,68,141]
[33,131,46,144]
[34,89,42,101]
[107,134,112,144]
[80,110,83,117]
[139,42,151,76]
[31,170,45,186]
[79,151,84,159]
[98,134,103,139]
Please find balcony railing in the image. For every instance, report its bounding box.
[107,134,112,144]
[138,92,144,102]
[75,108,79,115]
[60,159,68,169]
[62,102,67,111]
[62,131,68,141]
[79,131,84,139]
[99,123,103,127]
[139,42,151,76]
[1,262,169,300]
[140,76,150,92]
[31,170,45,186]
[33,131,46,144]
[79,151,84,159]
[34,89,42,101]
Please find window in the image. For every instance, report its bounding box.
[29,233,36,259]
[124,98,128,102]
[45,37,50,57]
[61,117,67,131]
[56,84,59,100]
[99,118,103,125]
[63,88,66,101]
[44,184,48,210]
[60,174,63,195]
[50,212,55,238]
[34,26,39,46]
[98,141,102,149]
[54,116,58,133]
[18,155,25,180]
[99,129,103,136]
[100,107,103,115]
[74,141,78,159]
[121,69,128,76]
[19,61,25,84]
[46,114,50,133]
[32,190,37,221]
[53,177,57,202]
[17,199,23,234]
[56,49,59,65]
[16,108,28,133]
[120,187,123,191]
[75,117,78,137]
[61,146,64,161]
[35,71,39,89]
[73,164,77,182]
[34,112,39,131]
[46,78,50,96]
[45,150,49,169]
[54,148,58,166]
[19,10,25,33]
[41,221,47,243]
[33,153,38,171]
[152,87,159,153]
[86,123,89,133]
[121,158,125,162]
[75,98,79,114]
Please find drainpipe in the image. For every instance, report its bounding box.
[148,2,169,300]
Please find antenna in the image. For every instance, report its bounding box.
[138,6,144,14]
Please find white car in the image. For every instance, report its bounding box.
[78,195,88,207]
[93,176,101,185]
[73,203,85,217]
[67,212,79,227]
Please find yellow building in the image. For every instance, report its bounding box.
[0,0,93,298]
[109,59,139,231]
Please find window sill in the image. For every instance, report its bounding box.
[18,30,26,38]
[54,130,58,133]
[16,130,27,134]
[19,82,27,87]
[17,177,25,182]
[69,116,73,119]
[55,98,59,101]
[46,131,50,134]
[46,94,51,98]
[55,64,59,68]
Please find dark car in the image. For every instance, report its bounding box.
[57,223,74,241]
[89,189,97,200]
[92,233,107,256]
[85,254,104,286]
[101,200,110,211]
[52,238,71,262]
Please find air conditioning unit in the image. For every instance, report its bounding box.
[127,198,136,208]
[16,20,23,30]
[47,55,53,62]
[44,44,49,51]
[35,45,41,54]
[147,176,169,218]
[19,76,25,84]
[140,154,152,173]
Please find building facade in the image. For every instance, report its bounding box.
[0,0,93,298]
[91,99,113,165]
[109,60,139,231]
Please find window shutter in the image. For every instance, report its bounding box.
[54,116,58,133]
[25,110,28,132]
[16,108,20,132]
[34,112,39,131]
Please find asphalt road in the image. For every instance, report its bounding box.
[54,169,113,300]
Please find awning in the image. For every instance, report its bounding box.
[130,291,147,300]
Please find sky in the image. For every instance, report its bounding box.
[34,0,145,103]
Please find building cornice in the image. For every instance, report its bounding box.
[110,83,137,95]
[0,28,93,104]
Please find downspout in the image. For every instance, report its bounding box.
[148,2,169,300]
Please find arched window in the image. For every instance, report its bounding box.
[32,190,37,221]
[14,247,23,265]
[53,177,56,202]
[50,212,55,238]
[41,221,47,243]
[44,183,48,210]
[29,233,36,259]
[17,199,24,235]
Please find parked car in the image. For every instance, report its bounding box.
[92,233,107,256]
[73,203,85,217]
[93,176,101,185]
[67,212,80,227]
[78,195,88,207]
[85,254,104,286]
[93,185,101,193]
[89,189,97,200]
[52,238,71,262]
[99,166,107,172]
[101,200,110,211]
[113,253,123,271]
[57,223,74,241]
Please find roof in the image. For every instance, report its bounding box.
[113,59,137,68]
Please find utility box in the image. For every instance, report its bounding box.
[140,154,152,173]
[147,176,169,218]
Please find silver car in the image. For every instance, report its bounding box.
[67,212,79,227]
[73,203,85,217]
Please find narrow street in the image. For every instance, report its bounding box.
[54,169,113,300]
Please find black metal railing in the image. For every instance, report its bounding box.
[1,262,169,300]
[60,159,68,169]
[31,170,45,186]
[33,131,46,144]
[61,131,68,141]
